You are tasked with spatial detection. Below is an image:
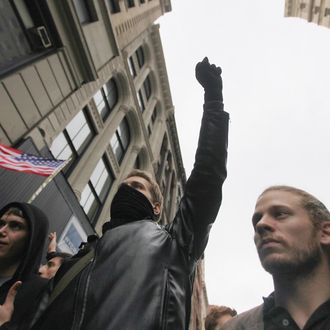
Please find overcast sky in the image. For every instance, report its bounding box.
[158,0,330,313]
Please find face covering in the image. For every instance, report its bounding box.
[109,184,155,229]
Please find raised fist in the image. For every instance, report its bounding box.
[195,57,223,102]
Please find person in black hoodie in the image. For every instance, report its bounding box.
[0,202,49,328]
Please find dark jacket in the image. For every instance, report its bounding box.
[32,101,229,330]
[0,202,49,329]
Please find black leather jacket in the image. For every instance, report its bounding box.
[33,101,229,330]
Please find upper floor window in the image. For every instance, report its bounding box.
[137,90,145,112]
[128,57,137,77]
[110,118,130,164]
[107,0,120,13]
[93,78,118,121]
[136,74,152,112]
[80,156,114,224]
[148,104,158,133]
[151,105,158,123]
[0,0,54,77]
[147,124,152,136]
[134,153,141,169]
[143,74,152,101]
[136,46,145,68]
[125,0,135,8]
[50,109,94,171]
[128,46,144,78]
[73,0,98,24]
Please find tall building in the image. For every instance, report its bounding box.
[0,0,207,328]
[285,0,330,28]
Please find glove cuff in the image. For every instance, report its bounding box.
[204,88,223,102]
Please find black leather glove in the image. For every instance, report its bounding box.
[195,57,223,102]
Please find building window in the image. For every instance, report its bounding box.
[73,0,98,24]
[110,118,130,164]
[134,154,141,169]
[125,0,135,8]
[136,46,145,68]
[128,46,145,78]
[50,109,94,171]
[80,156,114,223]
[139,0,145,3]
[325,8,330,16]
[107,0,120,13]
[136,74,151,112]
[0,0,54,76]
[128,56,136,77]
[300,3,306,10]
[137,90,145,112]
[148,104,158,134]
[151,105,158,123]
[143,74,152,100]
[93,78,118,121]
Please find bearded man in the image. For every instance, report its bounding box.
[222,186,330,330]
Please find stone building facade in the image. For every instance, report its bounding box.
[285,0,330,28]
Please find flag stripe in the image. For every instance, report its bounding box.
[0,144,22,157]
[0,143,66,177]
[0,161,55,174]
[0,155,61,170]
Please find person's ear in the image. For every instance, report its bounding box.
[152,202,161,216]
[319,222,330,245]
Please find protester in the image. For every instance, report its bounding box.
[0,202,49,328]
[222,186,330,330]
[31,57,229,330]
[205,305,237,330]
[39,232,72,279]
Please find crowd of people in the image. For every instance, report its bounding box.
[0,58,329,330]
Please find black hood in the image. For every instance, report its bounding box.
[0,202,49,280]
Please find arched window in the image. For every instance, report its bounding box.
[125,0,135,8]
[143,74,151,100]
[136,74,152,112]
[93,78,118,121]
[0,0,54,76]
[80,156,114,224]
[148,103,158,133]
[110,118,130,164]
[127,45,145,78]
[50,108,95,172]
[107,0,120,13]
[73,0,98,24]
[136,46,144,68]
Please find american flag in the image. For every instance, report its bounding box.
[0,143,67,177]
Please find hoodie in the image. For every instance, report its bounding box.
[0,202,49,328]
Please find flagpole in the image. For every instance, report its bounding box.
[28,159,71,203]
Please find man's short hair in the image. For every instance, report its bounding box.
[205,305,237,330]
[260,186,330,227]
[125,169,163,209]
[46,251,73,262]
